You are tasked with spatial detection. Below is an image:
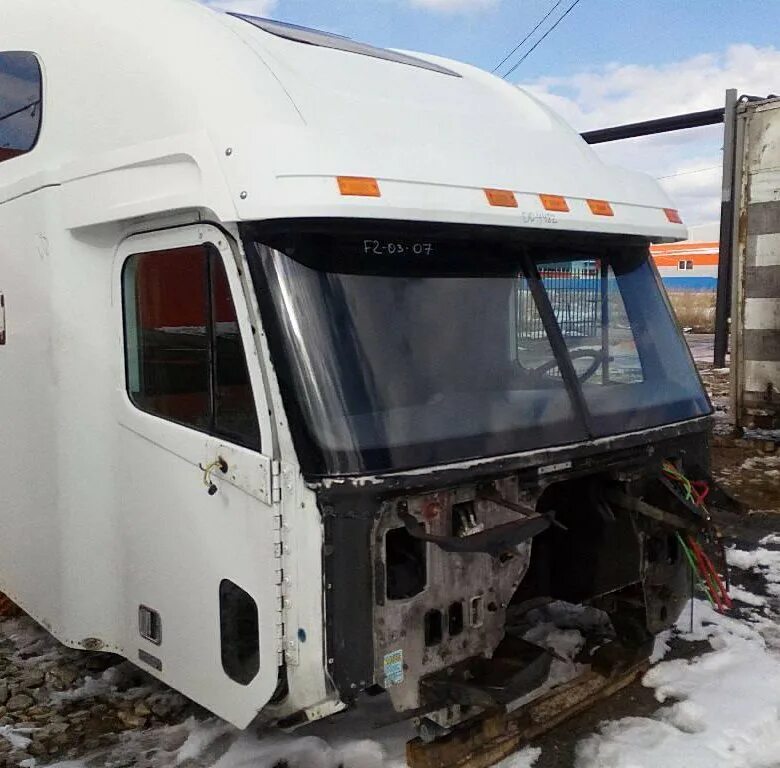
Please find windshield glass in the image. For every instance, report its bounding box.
[246,222,711,476]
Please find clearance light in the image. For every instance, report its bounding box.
[664,208,683,224]
[539,194,570,213]
[484,188,518,208]
[337,176,381,197]
[587,199,614,217]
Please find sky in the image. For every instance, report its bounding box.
[202,0,780,228]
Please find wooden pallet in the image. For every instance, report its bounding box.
[406,661,649,768]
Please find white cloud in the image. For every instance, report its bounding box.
[407,0,497,12]
[201,0,277,17]
[520,44,780,227]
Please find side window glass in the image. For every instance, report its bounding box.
[123,245,260,450]
[0,52,42,162]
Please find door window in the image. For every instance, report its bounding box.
[0,51,42,162]
[123,245,260,450]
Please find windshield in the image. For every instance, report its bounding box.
[245,222,711,476]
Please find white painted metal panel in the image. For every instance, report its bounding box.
[745,360,780,393]
[755,233,780,267]
[744,298,780,330]
[732,98,780,427]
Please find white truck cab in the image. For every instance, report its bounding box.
[1,0,712,733]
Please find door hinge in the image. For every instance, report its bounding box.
[272,512,298,665]
[271,460,282,503]
[272,512,285,664]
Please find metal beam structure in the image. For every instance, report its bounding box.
[581,108,725,145]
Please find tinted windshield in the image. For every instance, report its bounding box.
[246,222,711,476]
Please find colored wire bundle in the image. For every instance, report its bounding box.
[662,461,710,515]
[663,461,733,613]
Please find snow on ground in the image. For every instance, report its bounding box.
[575,543,780,768]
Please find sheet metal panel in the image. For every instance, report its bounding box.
[732,99,780,427]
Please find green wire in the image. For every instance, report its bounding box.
[666,467,719,608]
[676,533,715,607]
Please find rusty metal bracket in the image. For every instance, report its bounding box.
[398,510,553,556]
[604,488,699,532]
[477,489,568,532]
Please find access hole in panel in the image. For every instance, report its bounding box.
[448,602,464,637]
[386,527,427,600]
[219,579,260,686]
[470,596,484,628]
[424,610,443,647]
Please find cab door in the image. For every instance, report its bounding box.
[113,224,281,728]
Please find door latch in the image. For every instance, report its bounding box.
[199,457,228,496]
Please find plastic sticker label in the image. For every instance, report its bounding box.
[538,460,573,476]
[383,649,404,686]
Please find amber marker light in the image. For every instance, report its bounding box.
[337,176,381,197]
[587,199,614,216]
[484,188,518,208]
[539,194,570,212]
[664,208,683,224]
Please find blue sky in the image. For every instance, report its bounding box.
[217,0,780,83]
[204,0,780,227]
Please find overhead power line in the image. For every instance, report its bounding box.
[492,0,567,74]
[657,165,721,180]
[502,0,584,79]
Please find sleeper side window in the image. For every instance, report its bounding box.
[0,52,42,163]
[123,245,260,450]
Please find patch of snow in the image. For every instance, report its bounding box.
[175,718,232,764]
[726,546,780,574]
[0,725,34,749]
[650,629,672,663]
[742,427,780,441]
[524,625,584,661]
[575,598,780,767]
[729,586,768,607]
[760,533,780,546]
[739,454,780,472]
[49,675,112,703]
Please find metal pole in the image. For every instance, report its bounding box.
[713,89,738,367]
[729,111,747,431]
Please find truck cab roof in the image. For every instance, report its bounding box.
[2,0,685,239]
